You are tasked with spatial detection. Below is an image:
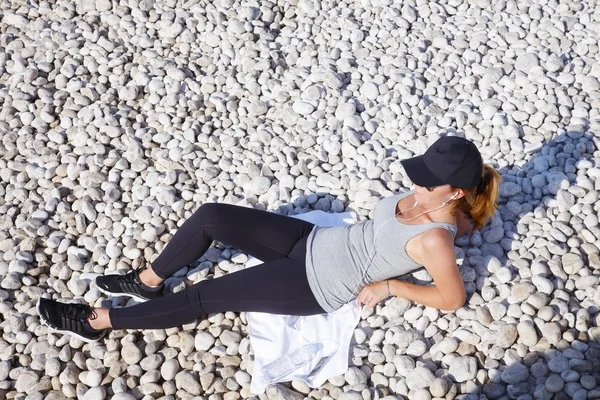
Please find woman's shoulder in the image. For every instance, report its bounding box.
[424,219,459,239]
[420,226,456,244]
[404,220,457,266]
[410,214,459,240]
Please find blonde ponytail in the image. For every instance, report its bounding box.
[452,164,501,233]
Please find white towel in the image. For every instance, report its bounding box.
[245,210,362,394]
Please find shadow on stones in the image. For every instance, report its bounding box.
[350,130,600,400]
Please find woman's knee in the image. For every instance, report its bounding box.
[193,202,229,223]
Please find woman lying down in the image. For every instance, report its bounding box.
[38,136,501,342]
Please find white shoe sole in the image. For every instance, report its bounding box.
[36,298,104,344]
[96,284,150,303]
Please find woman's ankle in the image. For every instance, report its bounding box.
[139,265,164,287]
[89,308,112,330]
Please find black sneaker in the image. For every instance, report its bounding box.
[95,267,164,302]
[37,298,108,343]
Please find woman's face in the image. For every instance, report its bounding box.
[413,184,458,206]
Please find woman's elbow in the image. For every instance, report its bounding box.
[444,303,464,311]
[444,294,467,311]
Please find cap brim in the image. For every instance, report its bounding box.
[400,155,446,187]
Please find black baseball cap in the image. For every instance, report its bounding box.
[400,136,483,189]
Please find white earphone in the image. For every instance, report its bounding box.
[442,191,460,205]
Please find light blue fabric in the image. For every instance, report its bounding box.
[305,190,457,312]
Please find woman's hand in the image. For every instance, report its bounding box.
[357,281,389,308]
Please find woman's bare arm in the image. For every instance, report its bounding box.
[388,229,466,310]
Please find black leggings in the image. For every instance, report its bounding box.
[109,203,326,330]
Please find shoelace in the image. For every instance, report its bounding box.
[61,303,98,322]
[116,270,139,286]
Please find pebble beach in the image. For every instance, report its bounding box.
[0,0,599,399]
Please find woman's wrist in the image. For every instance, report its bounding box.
[386,280,392,297]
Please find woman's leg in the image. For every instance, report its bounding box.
[145,203,314,282]
[106,238,323,330]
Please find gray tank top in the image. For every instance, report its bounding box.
[305,190,457,312]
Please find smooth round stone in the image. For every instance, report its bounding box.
[292,100,315,114]
[344,367,367,386]
[45,358,61,377]
[361,82,379,100]
[354,329,367,344]
[562,253,583,274]
[557,73,575,85]
[81,386,107,400]
[15,331,32,344]
[393,355,416,376]
[545,53,564,72]
[324,72,343,89]
[528,293,550,309]
[406,340,427,357]
[413,388,431,400]
[429,377,450,397]
[383,363,396,377]
[404,307,423,321]
[15,371,39,393]
[532,276,554,294]
[538,306,556,321]
[335,103,356,120]
[541,322,562,345]
[484,227,505,243]
[234,371,251,385]
[291,380,311,394]
[582,76,600,91]
[367,352,386,365]
[438,337,459,354]
[105,243,121,258]
[483,382,506,399]
[517,321,538,346]
[195,332,216,351]
[160,359,180,381]
[449,357,478,382]
[511,282,535,302]
[499,182,522,197]
[561,370,580,382]
[405,367,435,390]
[175,371,202,395]
[494,325,518,348]
[121,344,142,365]
[501,363,529,384]
[249,176,271,195]
[573,389,589,400]
[95,0,112,11]
[548,356,569,373]
[81,370,103,387]
[580,375,596,390]
[545,374,565,393]
[328,375,346,387]
[531,363,550,379]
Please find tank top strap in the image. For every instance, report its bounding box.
[425,222,458,238]
[399,221,457,238]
